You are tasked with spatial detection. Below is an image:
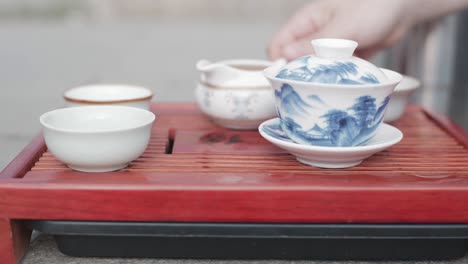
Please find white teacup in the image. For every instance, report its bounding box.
[64,84,154,110]
[40,106,155,172]
[384,76,420,122]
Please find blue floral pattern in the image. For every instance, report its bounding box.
[275,84,389,147]
[220,93,260,119]
[274,84,314,117]
[276,61,380,85]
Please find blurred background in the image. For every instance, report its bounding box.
[0,0,467,170]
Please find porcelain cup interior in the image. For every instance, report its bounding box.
[41,106,154,132]
[40,106,155,172]
[64,84,153,110]
[264,66,402,147]
[221,59,273,72]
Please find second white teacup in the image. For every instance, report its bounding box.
[64,84,154,110]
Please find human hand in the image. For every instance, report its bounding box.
[268,0,413,60]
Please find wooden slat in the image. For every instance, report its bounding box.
[0,135,46,179]
[2,178,468,222]
[29,106,468,178]
[10,171,468,187]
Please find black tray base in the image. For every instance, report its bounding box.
[27,221,468,261]
[54,236,467,260]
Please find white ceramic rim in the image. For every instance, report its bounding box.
[264,67,402,88]
[311,38,358,49]
[63,84,154,104]
[394,75,421,92]
[258,118,403,152]
[40,105,156,134]
[199,59,274,90]
[199,81,272,90]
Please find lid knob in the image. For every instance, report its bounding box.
[311,38,358,59]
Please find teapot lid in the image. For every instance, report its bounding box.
[276,38,387,85]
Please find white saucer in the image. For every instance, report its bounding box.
[258,118,403,169]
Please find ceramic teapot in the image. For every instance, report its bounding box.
[195,59,285,130]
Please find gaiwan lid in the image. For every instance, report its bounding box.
[276,38,387,85]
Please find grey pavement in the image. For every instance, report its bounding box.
[21,234,468,264]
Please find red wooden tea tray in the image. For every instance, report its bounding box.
[1,103,468,263]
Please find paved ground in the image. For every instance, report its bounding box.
[21,234,468,264]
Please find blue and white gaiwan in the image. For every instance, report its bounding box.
[264,38,402,147]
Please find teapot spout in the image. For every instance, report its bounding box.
[196,59,232,72]
[196,59,239,86]
[196,60,215,72]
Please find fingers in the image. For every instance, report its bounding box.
[269,0,408,61]
[280,17,354,60]
[268,3,322,60]
[312,16,353,40]
[355,47,381,60]
[281,38,314,61]
[356,25,410,59]
[269,25,298,60]
[269,20,318,60]
[270,25,341,61]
